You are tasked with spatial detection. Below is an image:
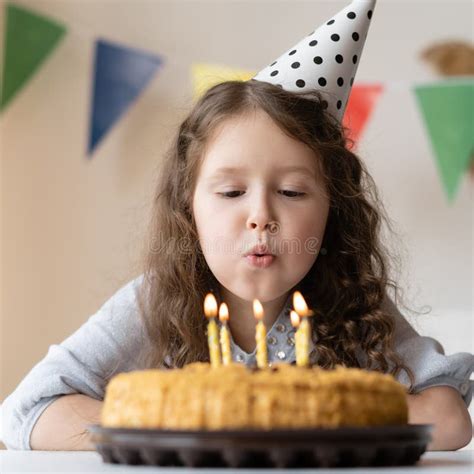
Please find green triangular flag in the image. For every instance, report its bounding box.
[0,3,66,111]
[414,80,474,203]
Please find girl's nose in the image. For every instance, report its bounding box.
[247,220,274,231]
[246,193,275,232]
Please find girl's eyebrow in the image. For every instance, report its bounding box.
[208,165,316,180]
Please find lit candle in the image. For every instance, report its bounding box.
[292,291,313,367]
[290,310,304,367]
[253,299,268,368]
[204,293,221,367]
[219,303,232,365]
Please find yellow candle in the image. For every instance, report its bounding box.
[219,303,232,365]
[290,310,304,366]
[253,299,268,368]
[204,293,221,367]
[298,317,310,367]
[292,291,313,367]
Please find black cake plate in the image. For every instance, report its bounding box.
[88,423,433,468]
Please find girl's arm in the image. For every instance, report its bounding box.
[30,394,103,451]
[381,294,473,450]
[407,386,472,450]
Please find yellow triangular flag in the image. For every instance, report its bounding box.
[192,63,255,100]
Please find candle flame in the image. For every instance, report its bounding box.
[219,303,229,323]
[290,310,300,328]
[293,291,309,317]
[204,293,218,318]
[253,299,264,321]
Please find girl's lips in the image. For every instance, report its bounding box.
[244,255,275,268]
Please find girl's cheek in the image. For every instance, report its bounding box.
[291,217,324,238]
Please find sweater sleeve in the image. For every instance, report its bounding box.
[383,294,474,407]
[1,274,148,450]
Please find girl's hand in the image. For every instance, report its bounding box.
[406,386,472,450]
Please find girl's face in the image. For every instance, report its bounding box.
[192,108,330,303]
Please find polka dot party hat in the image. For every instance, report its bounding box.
[252,0,377,121]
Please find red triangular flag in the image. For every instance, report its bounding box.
[343,84,384,148]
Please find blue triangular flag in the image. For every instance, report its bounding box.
[88,39,163,156]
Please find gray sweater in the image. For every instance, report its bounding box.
[2,275,473,450]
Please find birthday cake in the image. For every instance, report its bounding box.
[100,362,409,430]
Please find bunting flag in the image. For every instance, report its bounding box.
[343,84,383,148]
[414,80,474,203]
[192,63,255,100]
[88,39,164,155]
[0,3,66,111]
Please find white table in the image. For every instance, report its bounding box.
[1,450,473,473]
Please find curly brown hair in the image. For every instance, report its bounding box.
[136,79,416,392]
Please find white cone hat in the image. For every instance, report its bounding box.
[253,0,377,121]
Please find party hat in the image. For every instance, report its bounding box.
[253,0,377,121]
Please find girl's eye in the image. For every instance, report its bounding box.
[219,191,245,198]
[278,190,306,198]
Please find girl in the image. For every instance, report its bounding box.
[2,0,472,453]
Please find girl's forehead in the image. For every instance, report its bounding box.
[199,110,319,177]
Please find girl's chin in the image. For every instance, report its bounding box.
[229,283,289,304]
